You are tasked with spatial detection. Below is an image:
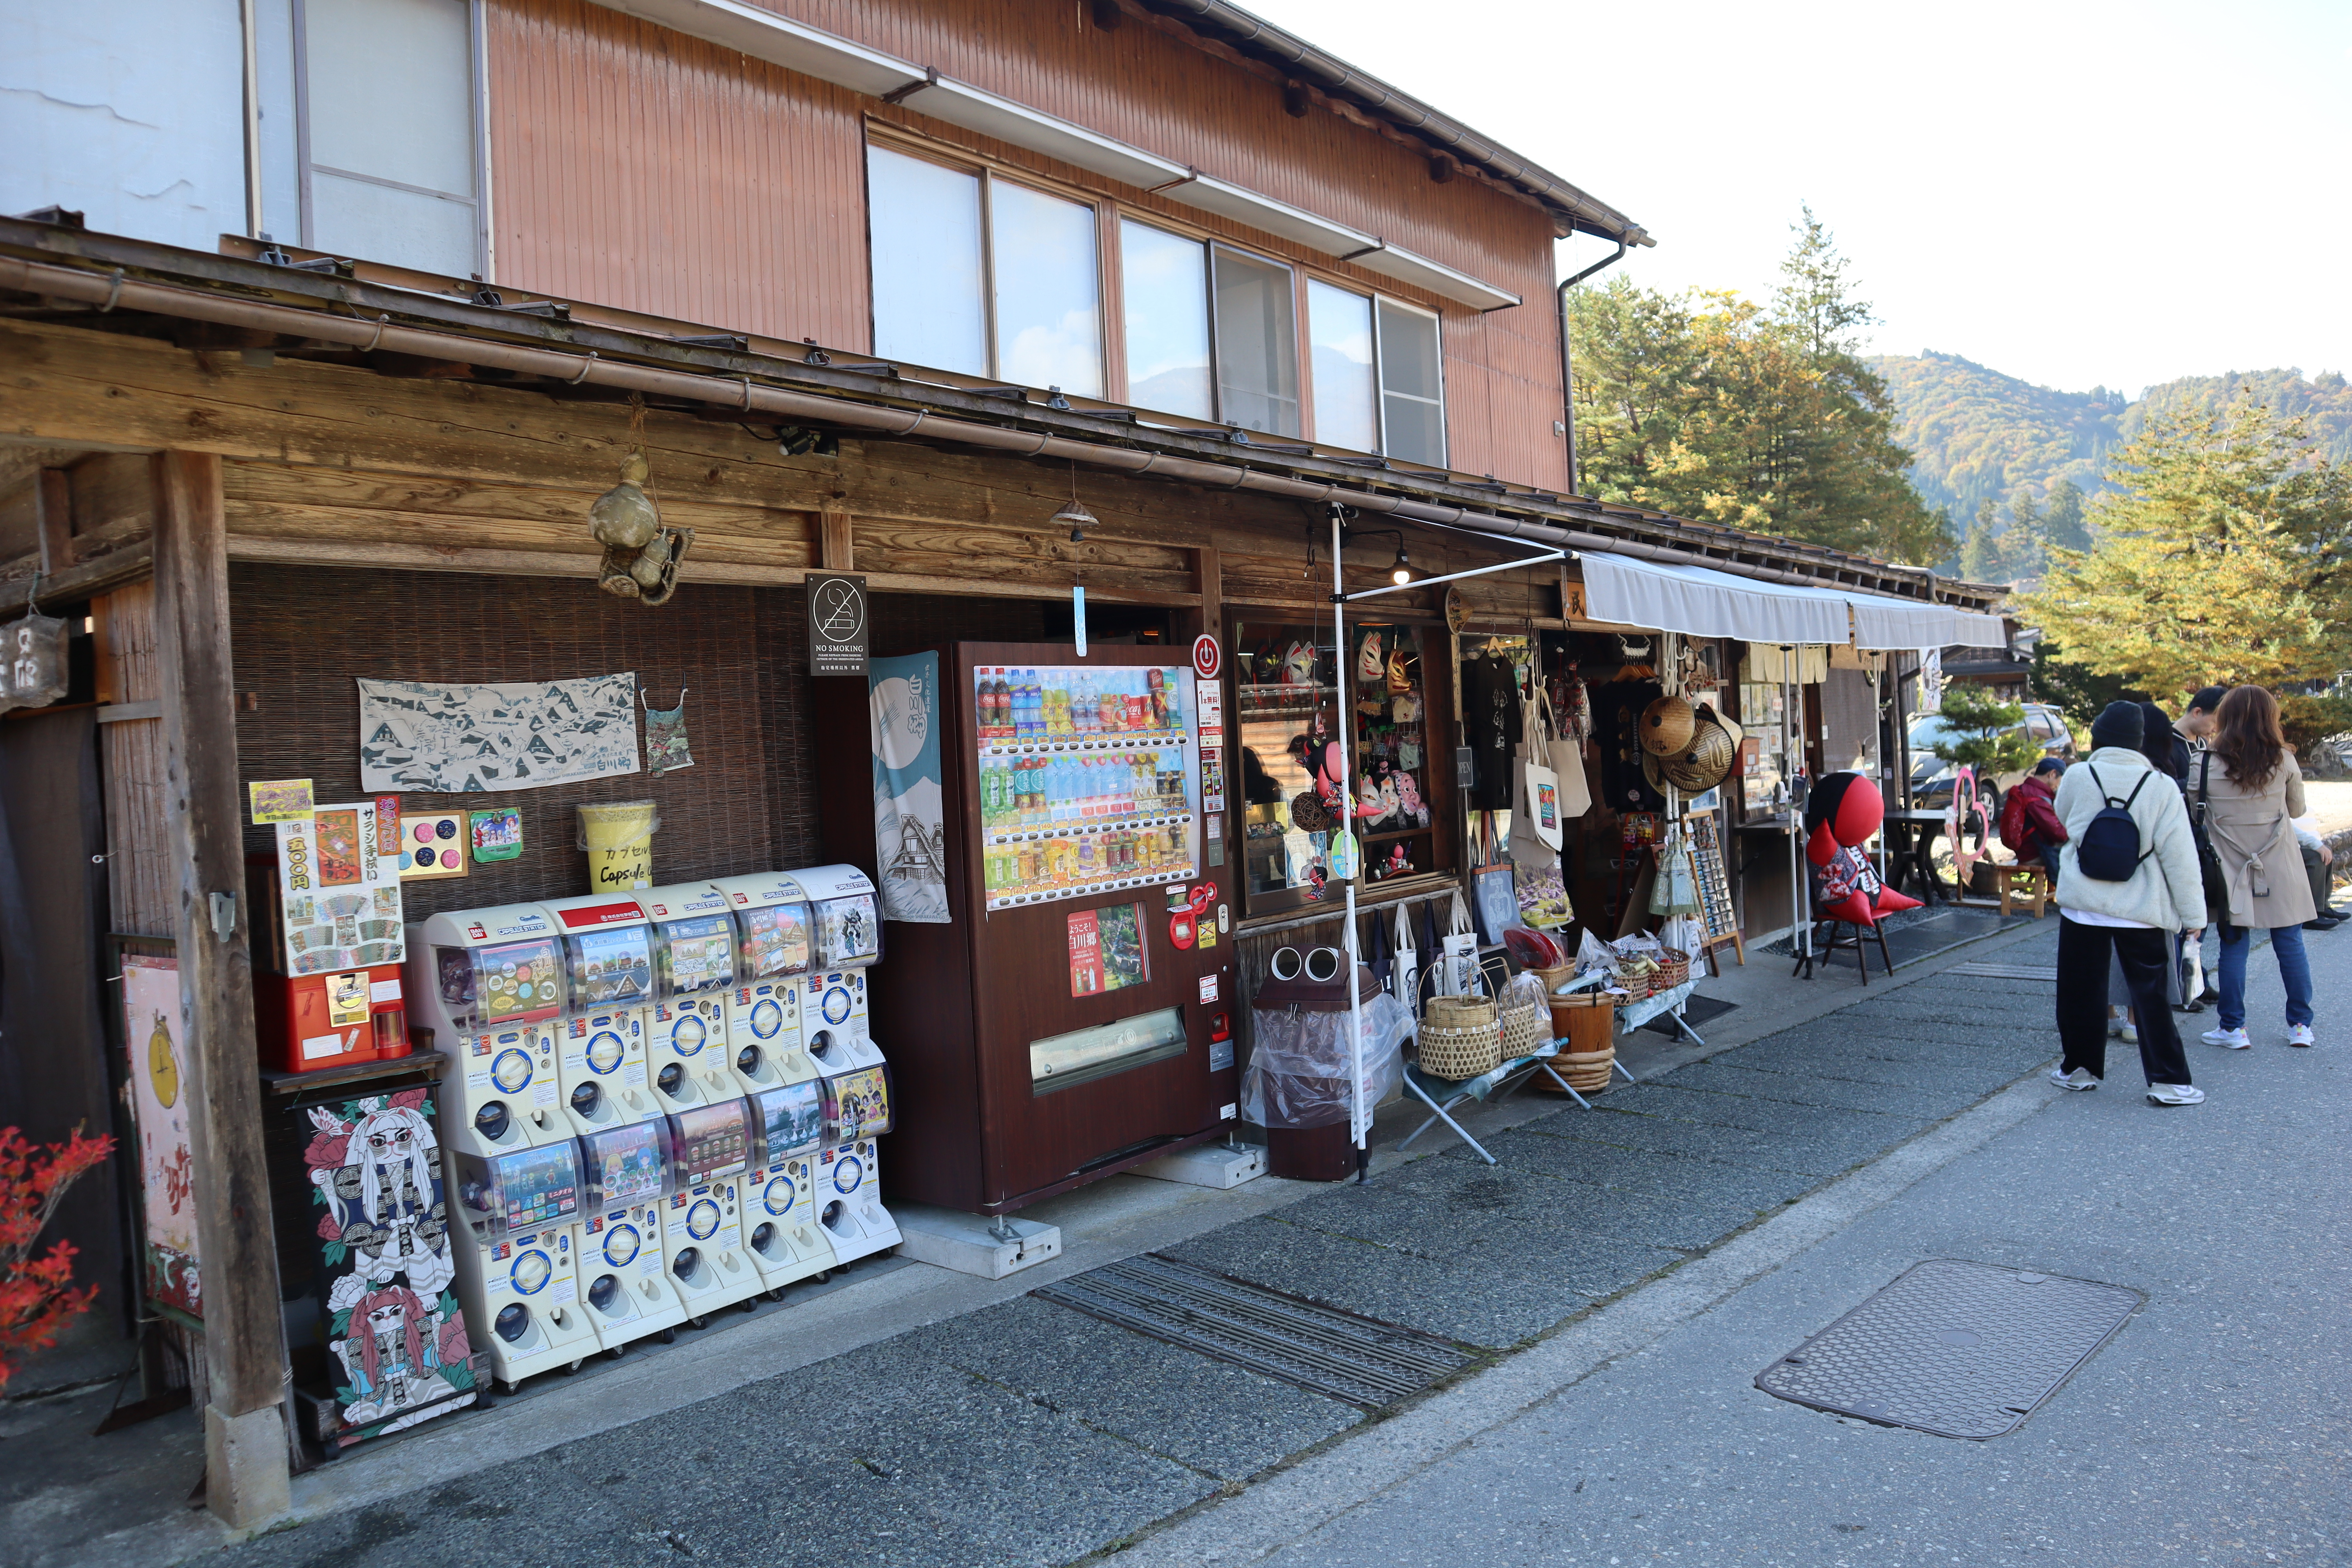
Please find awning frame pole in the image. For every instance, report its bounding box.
[1332,508,1369,1162]
[1341,547,1566,603]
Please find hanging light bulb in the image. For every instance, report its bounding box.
[1390,543,1413,585]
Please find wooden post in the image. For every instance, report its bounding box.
[152,451,290,1528]
[819,503,854,570]
[35,466,74,575]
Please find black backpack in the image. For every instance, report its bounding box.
[2076,764,2151,881]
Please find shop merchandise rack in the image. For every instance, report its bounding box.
[1685,812,1745,973]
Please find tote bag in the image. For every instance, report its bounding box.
[1392,903,1421,1009]
[1440,891,1481,996]
[1510,692,1565,858]
[1543,687,1592,821]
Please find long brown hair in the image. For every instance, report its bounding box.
[2212,686,2287,789]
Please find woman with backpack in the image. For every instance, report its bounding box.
[2194,686,2317,1049]
[2049,701,2208,1105]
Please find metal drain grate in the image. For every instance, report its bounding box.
[1944,963,2059,981]
[1757,1259,2141,1439]
[1034,1252,1475,1408]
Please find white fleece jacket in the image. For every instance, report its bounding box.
[2053,746,2205,931]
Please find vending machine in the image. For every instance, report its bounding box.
[407,903,569,1158]
[541,892,707,1120]
[786,866,886,1075]
[708,872,820,1092]
[660,1098,764,1321]
[815,1065,901,1263]
[448,1139,600,1390]
[741,1080,837,1292]
[813,645,1238,1214]
[573,1118,687,1350]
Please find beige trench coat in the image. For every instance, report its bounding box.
[2194,749,2316,929]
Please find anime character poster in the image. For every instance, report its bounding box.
[123,956,200,1320]
[301,1087,478,1443]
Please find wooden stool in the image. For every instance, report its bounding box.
[1998,864,2050,918]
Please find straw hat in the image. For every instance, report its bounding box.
[1639,695,1695,755]
[1649,703,1746,793]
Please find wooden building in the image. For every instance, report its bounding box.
[0,0,2001,1525]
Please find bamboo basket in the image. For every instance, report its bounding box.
[1651,947,1692,994]
[1526,962,1576,995]
[1497,994,1550,1061]
[1557,1047,1617,1093]
[1417,994,1501,1080]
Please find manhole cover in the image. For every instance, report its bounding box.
[1756,1259,2140,1438]
[1034,1252,1475,1409]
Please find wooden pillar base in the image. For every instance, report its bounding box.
[203,1403,291,1530]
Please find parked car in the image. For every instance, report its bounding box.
[1907,701,2078,825]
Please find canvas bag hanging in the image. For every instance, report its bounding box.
[1541,685,1592,821]
[1510,688,1566,856]
[1392,902,1422,1009]
[1439,891,1481,997]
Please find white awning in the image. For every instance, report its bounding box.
[1577,551,2006,650]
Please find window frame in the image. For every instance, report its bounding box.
[287,0,490,280]
[1373,294,1448,469]
[861,126,1449,460]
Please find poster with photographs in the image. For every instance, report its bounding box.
[276,801,406,976]
[358,673,640,793]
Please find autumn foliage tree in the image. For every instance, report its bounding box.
[0,1125,116,1392]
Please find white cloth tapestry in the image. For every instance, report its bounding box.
[358,673,641,792]
[868,652,949,923]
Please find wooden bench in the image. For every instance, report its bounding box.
[1998,863,2051,918]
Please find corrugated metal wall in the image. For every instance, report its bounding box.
[481,0,1568,490]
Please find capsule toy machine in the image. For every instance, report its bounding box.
[661,1098,764,1321]
[573,1117,688,1351]
[407,904,567,1159]
[741,1080,836,1293]
[809,645,1234,1216]
[638,880,769,1098]
[782,865,886,1075]
[708,872,820,1092]
[449,1138,598,1390]
[815,1065,901,1263]
[538,893,668,1131]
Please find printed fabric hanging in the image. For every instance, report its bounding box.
[642,687,694,774]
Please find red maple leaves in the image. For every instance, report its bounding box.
[1,1125,116,1394]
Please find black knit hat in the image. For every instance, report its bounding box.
[2090,700,2145,751]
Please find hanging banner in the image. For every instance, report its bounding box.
[868,652,949,923]
[122,955,200,1321]
[358,673,640,792]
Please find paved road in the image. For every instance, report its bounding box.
[183,920,2345,1568]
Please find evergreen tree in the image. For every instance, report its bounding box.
[1927,686,2041,776]
[2023,399,2352,700]
[2042,479,2091,554]
[1960,498,2002,581]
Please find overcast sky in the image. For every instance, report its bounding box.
[1244,0,2350,398]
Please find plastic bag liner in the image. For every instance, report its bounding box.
[1239,991,1414,1130]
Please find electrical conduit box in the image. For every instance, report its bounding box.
[449,1139,599,1391]
[661,1098,764,1320]
[741,1080,838,1291]
[573,1118,688,1351]
[708,871,822,1092]
[783,865,887,1075]
[815,1065,901,1263]
[407,904,567,1158]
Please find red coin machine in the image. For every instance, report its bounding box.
[815,643,1237,1214]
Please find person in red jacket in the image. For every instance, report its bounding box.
[2003,757,2069,879]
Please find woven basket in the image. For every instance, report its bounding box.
[1526,962,1576,996]
[1418,995,1501,1081]
[1498,996,1550,1061]
[1651,947,1691,994]
[1537,1045,1616,1095]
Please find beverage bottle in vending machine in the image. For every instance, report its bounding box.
[1147,667,1168,730]
[1073,673,1095,736]
[1123,671,1148,731]
[989,668,1009,738]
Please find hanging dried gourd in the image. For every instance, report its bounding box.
[588,401,695,606]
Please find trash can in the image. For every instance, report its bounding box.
[1241,963,1410,1182]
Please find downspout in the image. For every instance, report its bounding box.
[1557,238,1627,497]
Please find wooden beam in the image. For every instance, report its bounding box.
[152,450,289,1526]
[34,468,72,575]
[819,504,854,571]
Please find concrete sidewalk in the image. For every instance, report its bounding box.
[9,904,2103,1568]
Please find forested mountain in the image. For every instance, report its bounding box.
[1872,352,2352,526]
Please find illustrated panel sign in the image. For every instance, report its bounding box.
[123,956,199,1320]
[275,800,406,975]
[301,1087,477,1443]
[868,651,947,923]
[358,673,641,793]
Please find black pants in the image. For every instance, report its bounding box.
[2057,917,2192,1086]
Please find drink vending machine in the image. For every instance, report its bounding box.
[813,646,1237,1214]
[539,893,671,1131]
[450,1138,600,1390]
[741,1080,836,1291]
[708,872,821,1091]
[408,903,569,1158]
[661,1098,765,1321]
[573,1118,688,1350]
[791,866,886,1075]
[815,1065,900,1263]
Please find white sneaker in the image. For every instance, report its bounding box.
[2146,1082,2206,1106]
[2116,1022,2139,1044]
[2287,1024,2315,1048]
[2047,1067,2099,1091]
[2201,1026,2250,1050]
